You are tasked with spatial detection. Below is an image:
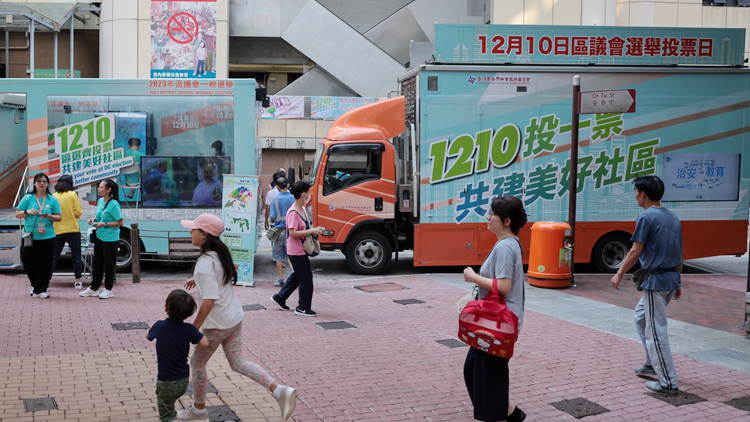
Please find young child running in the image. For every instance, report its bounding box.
[177,213,297,421]
[147,289,208,422]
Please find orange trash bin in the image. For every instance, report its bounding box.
[527,222,572,288]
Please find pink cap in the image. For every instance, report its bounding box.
[181,213,225,237]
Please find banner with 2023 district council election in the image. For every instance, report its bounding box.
[151,0,218,79]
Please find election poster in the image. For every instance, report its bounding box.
[222,175,260,287]
[310,97,376,119]
[52,115,135,187]
[262,96,305,119]
[151,0,218,79]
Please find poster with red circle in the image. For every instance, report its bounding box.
[150,0,217,79]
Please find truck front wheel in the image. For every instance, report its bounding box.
[345,231,392,275]
[592,233,632,273]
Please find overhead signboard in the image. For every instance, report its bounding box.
[579,89,636,114]
[434,24,746,66]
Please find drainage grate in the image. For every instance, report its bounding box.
[354,282,409,293]
[206,405,239,421]
[647,390,706,407]
[184,382,217,396]
[242,304,266,311]
[111,322,150,331]
[316,321,357,331]
[724,396,750,413]
[436,339,468,348]
[550,398,609,419]
[23,397,57,412]
[394,299,425,305]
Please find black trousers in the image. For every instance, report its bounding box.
[22,238,55,294]
[464,347,510,422]
[90,240,117,291]
[278,254,313,310]
[51,232,83,279]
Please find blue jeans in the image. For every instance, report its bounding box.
[197,60,205,74]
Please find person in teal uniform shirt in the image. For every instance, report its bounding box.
[79,178,124,299]
[15,173,62,298]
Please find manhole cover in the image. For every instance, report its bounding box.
[394,299,425,305]
[436,339,468,348]
[550,398,609,419]
[206,404,239,421]
[111,322,150,331]
[242,304,266,311]
[724,396,750,413]
[316,321,357,331]
[647,390,706,407]
[354,282,409,293]
[24,397,57,412]
[184,382,217,396]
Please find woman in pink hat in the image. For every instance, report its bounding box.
[177,213,297,421]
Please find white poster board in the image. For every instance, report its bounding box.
[662,154,741,202]
[222,175,259,287]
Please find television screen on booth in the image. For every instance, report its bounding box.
[140,156,231,207]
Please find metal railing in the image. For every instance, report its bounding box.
[130,223,200,283]
[12,166,28,210]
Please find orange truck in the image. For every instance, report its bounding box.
[302,60,750,275]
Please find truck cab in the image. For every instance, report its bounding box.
[307,97,407,275]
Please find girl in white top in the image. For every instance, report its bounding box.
[177,213,297,421]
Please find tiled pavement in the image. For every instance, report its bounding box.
[1,272,750,421]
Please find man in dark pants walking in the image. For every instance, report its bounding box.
[611,175,683,395]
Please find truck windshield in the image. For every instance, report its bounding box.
[308,143,324,184]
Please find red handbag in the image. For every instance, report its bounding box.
[458,278,518,358]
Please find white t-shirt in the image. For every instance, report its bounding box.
[194,251,243,330]
[265,187,279,207]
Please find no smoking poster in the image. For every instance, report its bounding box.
[151,0,217,79]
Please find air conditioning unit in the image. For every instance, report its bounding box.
[0,93,26,109]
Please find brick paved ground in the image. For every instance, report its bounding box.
[1,273,750,421]
[560,274,748,336]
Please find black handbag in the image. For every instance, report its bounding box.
[89,229,98,244]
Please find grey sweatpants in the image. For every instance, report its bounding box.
[634,289,678,390]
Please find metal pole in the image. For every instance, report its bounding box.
[29,21,34,78]
[54,31,58,78]
[131,223,140,283]
[69,14,74,78]
[569,75,581,280]
[4,31,9,78]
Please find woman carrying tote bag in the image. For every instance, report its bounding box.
[15,173,62,298]
[462,196,528,422]
[50,174,84,289]
[79,178,124,299]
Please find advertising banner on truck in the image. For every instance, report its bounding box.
[151,0,218,79]
[418,70,750,226]
[434,24,746,66]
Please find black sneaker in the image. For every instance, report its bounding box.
[272,295,290,311]
[294,307,317,317]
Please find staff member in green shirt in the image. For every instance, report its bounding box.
[79,178,124,299]
[15,173,62,299]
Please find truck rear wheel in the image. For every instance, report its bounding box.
[592,233,631,273]
[345,231,392,275]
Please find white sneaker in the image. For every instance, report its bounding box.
[276,385,297,421]
[30,288,34,296]
[98,289,114,299]
[175,406,208,421]
[74,282,82,290]
[79,287,99,297]
[32,292,49,299]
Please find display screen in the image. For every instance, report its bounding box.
[141,156,231,207]
[661,154,741,202]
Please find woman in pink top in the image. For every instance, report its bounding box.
[271,181,323,317]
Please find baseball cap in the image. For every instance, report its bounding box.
[181,213,224,237]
